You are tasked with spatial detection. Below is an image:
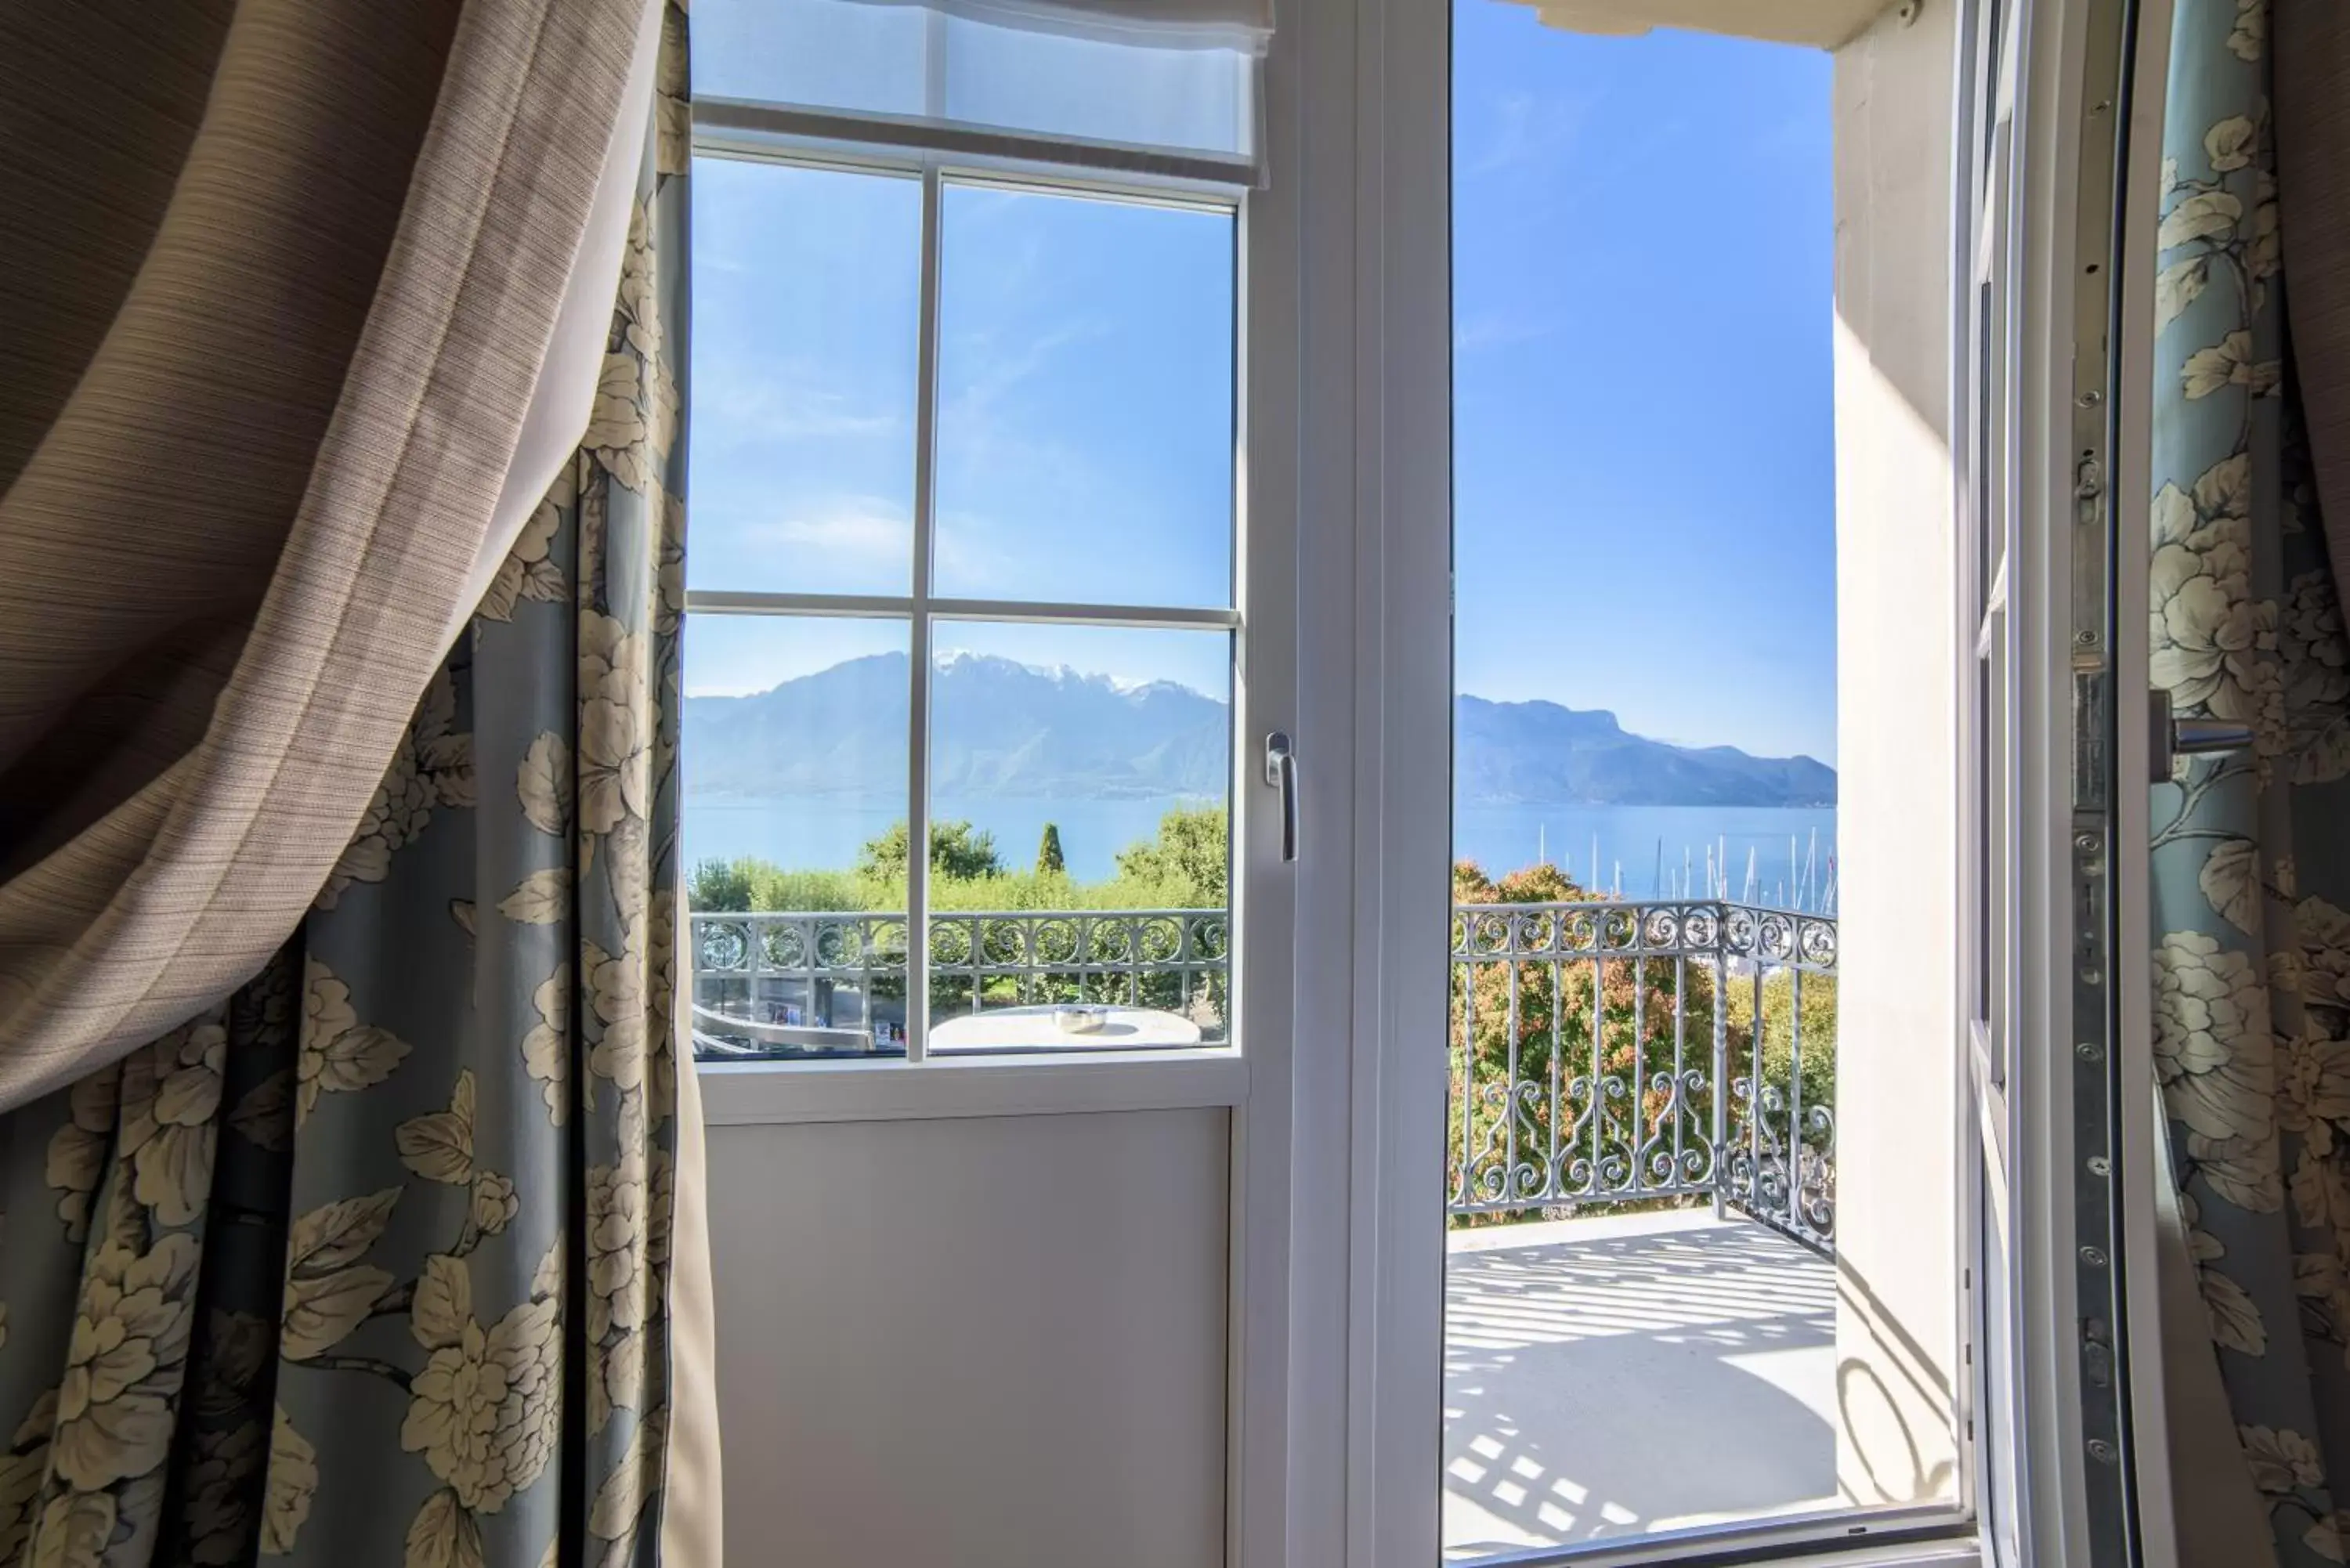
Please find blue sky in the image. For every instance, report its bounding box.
[686,1,1836,763]
[1451,4,1835,761]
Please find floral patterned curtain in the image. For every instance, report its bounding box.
[0,3,696,1563]
[2152,0,2350,1562]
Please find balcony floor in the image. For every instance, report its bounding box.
[1444,1210,1841,1560]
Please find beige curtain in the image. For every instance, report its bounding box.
[0,0,650,1107]
[0,2,722,1562]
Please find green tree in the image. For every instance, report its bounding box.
[1114,804,1228,906]
[1036,822,1066,876]
[687,856,866,912]
[687,858,755,912]
[857,818,1005,883]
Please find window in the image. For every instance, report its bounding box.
[683,2,1257,1065]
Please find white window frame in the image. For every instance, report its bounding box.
[685,22,1315,1566]
[1999,0,2175,1559]
[686,96,1286,1129]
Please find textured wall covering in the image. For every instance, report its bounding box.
[2152,1,2350,1562]
[0,4,702,1563]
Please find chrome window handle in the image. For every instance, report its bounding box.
[1263,731,1299,864]
[2149,689,2254,782]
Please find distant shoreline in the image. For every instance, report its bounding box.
[684,796,1839,908]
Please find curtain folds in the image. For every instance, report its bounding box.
[0,1,711,1563]
[2152,2,2350,1563]
[2276,2,2350,605]
[0,0,648,1105]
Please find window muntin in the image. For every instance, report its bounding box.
[685,99,1245,1064]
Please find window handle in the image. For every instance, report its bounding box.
[2149,689,2254,782]
[1264,731,1299,864]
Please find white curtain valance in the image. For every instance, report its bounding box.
[862,0,1271,51]
[698,0,1270,173]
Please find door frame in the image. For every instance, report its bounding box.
[2113,0,2176,1561]
[1313,0,1456,1554]
[1337,0,2172,1560]
[2004,0,2172,1558]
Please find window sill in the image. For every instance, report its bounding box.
[695,1046,1250,1125]
[1474,1510,1977,1568]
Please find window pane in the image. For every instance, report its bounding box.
[932,185,1235,607]
[684,614,913,1060]
[922,622,1233,1050]
[689,159,920,595]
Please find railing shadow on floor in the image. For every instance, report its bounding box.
[1441,1217,1840,1557]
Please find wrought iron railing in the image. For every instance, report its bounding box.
[689,896,1836,1252]
[689,908,1230,1055]
[1448,899,1838,1252]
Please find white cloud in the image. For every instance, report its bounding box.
[1455,309,1562,353]
[720,500,1006,594]
[696,360,906,445]
[744,504,909,563]
[941,320,1101,431]
[1463,89,1591,177]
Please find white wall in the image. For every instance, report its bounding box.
[706,1107,1231,1568]
[1829,0,1965,1511]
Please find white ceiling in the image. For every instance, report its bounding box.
[1506,0,1895,51]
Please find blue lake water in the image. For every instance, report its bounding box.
[684,794,1220,884]
[685,794,1838,907]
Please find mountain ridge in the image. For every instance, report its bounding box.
[682,652,1835,807]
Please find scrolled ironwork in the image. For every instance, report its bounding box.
[691,906,1231,1053]
[1446,897,1838,1254]
[697,919,750,973]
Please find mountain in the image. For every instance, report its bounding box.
[682,651,1229,800]
[1453,695,1835,807]
[682,653,1835,807]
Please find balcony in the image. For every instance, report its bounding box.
[690,896,1839,1556]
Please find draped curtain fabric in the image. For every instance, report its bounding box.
[0,0,646,1102]
[2152,1,2350,1563]
[0,5,700,1564]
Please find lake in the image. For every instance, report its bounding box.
[1453,803,1838,907]
[684,794,1839,909]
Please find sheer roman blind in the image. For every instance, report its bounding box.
[695,0,1272,177]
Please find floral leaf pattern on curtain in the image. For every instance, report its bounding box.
[2154,1,2350,1562]
[0,4,691,1563]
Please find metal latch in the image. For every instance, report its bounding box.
[1263,732,1299,864]
[2149,688,2254,782]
